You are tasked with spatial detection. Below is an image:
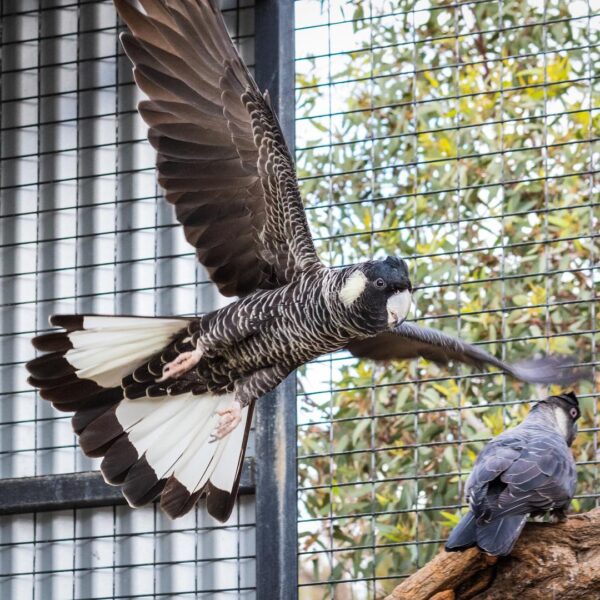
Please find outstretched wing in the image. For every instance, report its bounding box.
[345,321,588,385]
[115,0,323,296]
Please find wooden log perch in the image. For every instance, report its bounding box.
[385,508,600,600]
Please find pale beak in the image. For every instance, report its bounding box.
[386,289,412,327]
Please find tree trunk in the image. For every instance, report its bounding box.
[385,508,600,600]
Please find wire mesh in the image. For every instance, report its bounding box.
[294,1,599,597]
[0,500,256,599]
[0,0,256,597]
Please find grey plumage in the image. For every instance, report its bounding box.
[445,392,580,556]
[26,0,589,522]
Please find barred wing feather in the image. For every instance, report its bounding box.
[114,0,323,297]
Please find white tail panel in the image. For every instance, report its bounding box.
[115,391,246,496]
[65,316,188,387]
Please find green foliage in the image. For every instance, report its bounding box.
[295,1,599,597]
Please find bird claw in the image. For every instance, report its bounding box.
[156,347,203,382]
[210,399,243,440]
[550,510,568,524]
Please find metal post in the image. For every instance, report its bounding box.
[254,1,298,599]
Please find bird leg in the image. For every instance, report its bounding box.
[210,364,293,441]
[159,307,272,384]
[211,398,243,441]
[550,507,569,523]
[157,339,207,382]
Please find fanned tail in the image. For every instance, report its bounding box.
[27,314,250,522]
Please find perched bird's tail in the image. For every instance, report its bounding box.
[446,510,527,557]
[475,515,527,557]
[445,511,477,551]
[26,315,252,522]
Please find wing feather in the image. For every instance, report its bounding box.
[346,321,589,385]
[115,0,323,297]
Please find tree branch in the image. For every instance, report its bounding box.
[385,508,600,600]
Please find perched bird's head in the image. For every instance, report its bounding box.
[533,391,580,446]
[339,256,412,329]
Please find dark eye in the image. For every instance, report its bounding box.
[375,278,386,288]
[570,408,578,419]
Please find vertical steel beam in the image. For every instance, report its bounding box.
[253,1,298,599]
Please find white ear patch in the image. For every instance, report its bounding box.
[339,271,368,306]
[553,406,571,440]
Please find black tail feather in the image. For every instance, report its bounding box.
[445,511,477,552]
[476,515,527,557]
[49,314,84,331]
[446,510,527,557]
[31,331,73,352]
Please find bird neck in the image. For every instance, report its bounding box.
[526,404,568,440]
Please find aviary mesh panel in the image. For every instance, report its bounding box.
[294,1,599,596]
[0,1,257,597]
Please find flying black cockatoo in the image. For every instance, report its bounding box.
[26,0,586,522]
[446,392,580,556]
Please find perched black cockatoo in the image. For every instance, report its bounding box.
[26,0,587,522]
[446,392,580,556]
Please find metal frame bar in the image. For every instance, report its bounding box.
[0,461,255,516]
[253,1,298,599]
[0,0,298,595]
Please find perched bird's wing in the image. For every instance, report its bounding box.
[465,439,523,515]
[345,321,588,385]
[115,0,323,296]
[444,439,525,555]
[494,438,576,515]
[468,434,575,521]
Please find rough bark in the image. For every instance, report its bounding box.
[385,508,600,600]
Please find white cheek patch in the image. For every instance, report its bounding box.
[339,271,368,306]
[554,406,571,440]
[386,290,412,326]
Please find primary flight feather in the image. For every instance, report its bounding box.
[27,0,587,522]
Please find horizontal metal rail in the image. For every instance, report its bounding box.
[0,459,255,516]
